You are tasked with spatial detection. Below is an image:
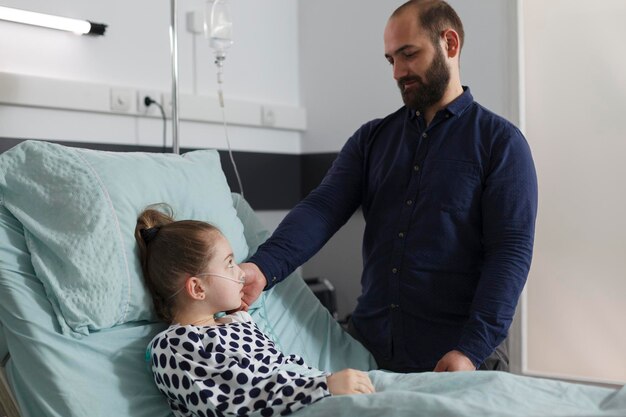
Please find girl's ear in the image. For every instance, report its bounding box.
[186,276,207,300]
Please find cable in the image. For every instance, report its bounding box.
[143,91,243,199]
[216,65,244,199]
[144,96,167,151]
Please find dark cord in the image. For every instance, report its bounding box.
[144,96,167,151]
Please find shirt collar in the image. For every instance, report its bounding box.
[408,86,473,120]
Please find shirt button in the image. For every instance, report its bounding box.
[406,199,413,206]
[390,304,399,309]
[422,133,428,139]
[415,111,421,117]
[392,268,398,274]
[398,232,404,238]
[413,165,420,172]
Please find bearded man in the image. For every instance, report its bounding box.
[241,0,538,373]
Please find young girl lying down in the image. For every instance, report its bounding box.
[135,207,375,417]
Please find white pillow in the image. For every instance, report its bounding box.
[0,140,248,337]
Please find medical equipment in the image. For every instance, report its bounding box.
[169,0,180,153]
[205,0,233,84]
[205,0,244,198]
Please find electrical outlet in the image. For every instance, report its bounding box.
[137,90,162,116]
[110,88,133,112]
[261,106,276,127]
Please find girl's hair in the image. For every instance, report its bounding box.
[134,204,221,323]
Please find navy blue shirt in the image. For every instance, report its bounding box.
[250,88,538,371]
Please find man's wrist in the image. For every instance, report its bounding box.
[263,273,279,291]
[454,346,482,369]
[248,260,275,291]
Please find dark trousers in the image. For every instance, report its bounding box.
[346,318,509,373]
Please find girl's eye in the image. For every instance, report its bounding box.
[228,259,234,268]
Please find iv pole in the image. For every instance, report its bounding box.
[169,0,180,154]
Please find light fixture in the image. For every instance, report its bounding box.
[0,6,106,36]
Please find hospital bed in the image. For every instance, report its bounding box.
[0,140,624,417]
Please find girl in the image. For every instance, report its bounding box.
[135,206,374,417]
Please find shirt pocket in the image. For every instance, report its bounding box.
[426,159,481,212]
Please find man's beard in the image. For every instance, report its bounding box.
[397,47,450,112]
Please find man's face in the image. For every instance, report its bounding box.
[384,12,451,112]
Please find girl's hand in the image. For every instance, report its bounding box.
[327,369,375,395]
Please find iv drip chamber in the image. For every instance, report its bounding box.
[205,0,234,61]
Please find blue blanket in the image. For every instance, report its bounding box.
[296,371,626,417]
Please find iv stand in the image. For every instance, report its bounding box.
[169,0,180,154]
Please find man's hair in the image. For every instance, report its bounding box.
[393,0,465,51]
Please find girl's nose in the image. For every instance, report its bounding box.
[236,265,246,282]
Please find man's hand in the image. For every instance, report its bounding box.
[238,262,267,311]
[433,350,476,372]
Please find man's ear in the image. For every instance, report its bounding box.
[442,29,460,58]
[186,276,207,300]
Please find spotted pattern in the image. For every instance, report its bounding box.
[149,312,330,416]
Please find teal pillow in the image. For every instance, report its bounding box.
[0,141,248,337]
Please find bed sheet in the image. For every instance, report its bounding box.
[295,370,626,417]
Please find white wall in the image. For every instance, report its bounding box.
[522,0,626,385]
[298,1,403,154]
[0,0,302,153]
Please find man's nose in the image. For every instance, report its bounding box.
[393,60,408,81]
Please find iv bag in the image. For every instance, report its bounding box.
[205,0,234,58]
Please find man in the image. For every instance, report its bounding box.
[240,0,537,373]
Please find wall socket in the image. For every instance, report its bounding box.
[137,90,162,116]
[261,106,276,127]
[110,88,133,113]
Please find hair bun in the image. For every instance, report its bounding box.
[140,227,161,244]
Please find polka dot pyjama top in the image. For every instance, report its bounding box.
[148,311,331,417]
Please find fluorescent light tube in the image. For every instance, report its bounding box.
[0,6,106,36]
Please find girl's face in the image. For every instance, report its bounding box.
[201,234,245,313]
